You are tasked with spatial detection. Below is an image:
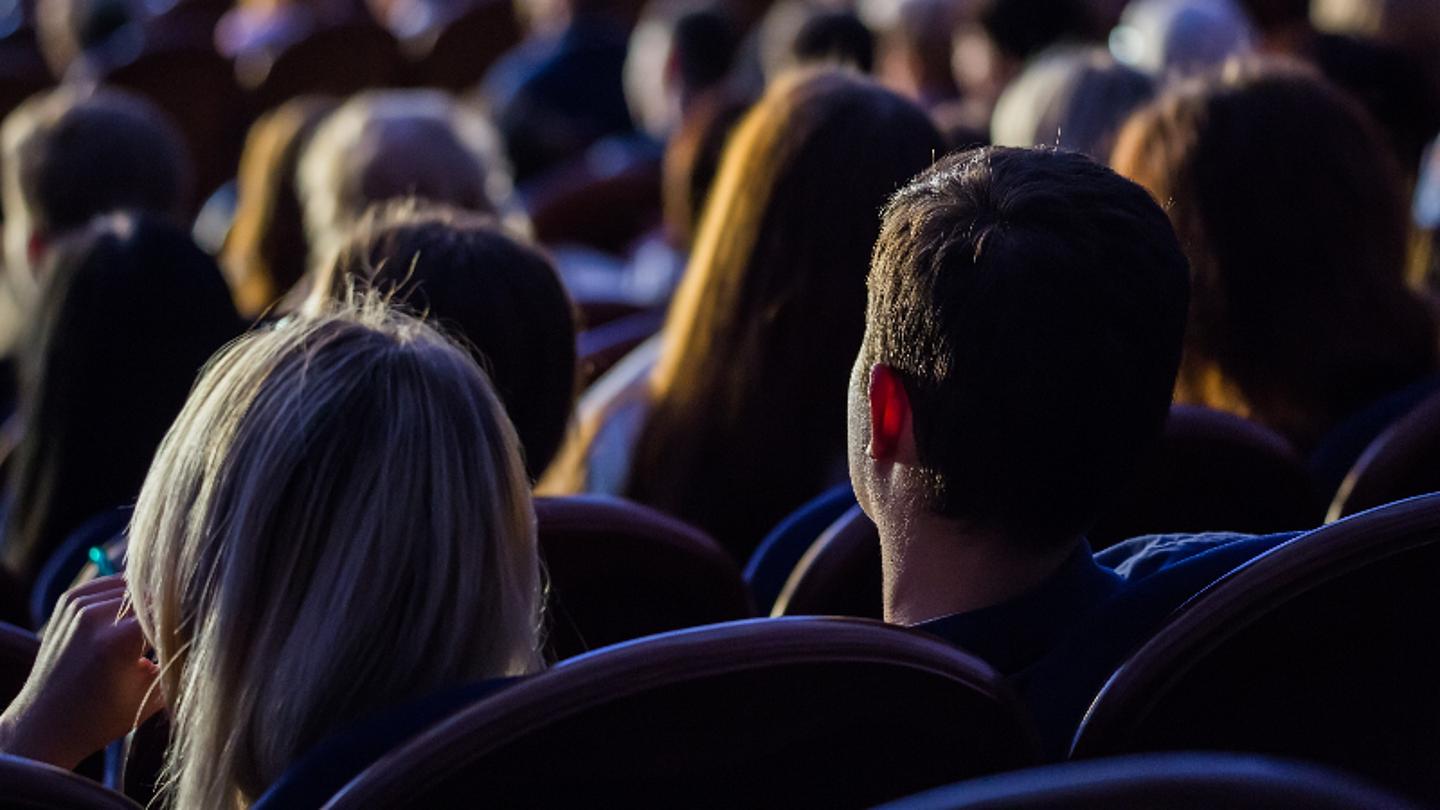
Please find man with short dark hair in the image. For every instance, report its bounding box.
[848,146,1293,750]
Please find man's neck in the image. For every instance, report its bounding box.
[879,511,1081,626]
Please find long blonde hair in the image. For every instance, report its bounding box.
[126,299,543,808]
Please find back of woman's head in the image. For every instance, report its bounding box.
[3,214,239,584]
[310,201,577,479]
[1112,61,1437,445]
[127,300,542,809]
[220,96,339,318]
[633,68,945,554]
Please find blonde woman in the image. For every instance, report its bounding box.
[0,301,545,807]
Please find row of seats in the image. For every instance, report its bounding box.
[3,491,1437,806]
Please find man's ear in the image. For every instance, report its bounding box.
[868,363,914,463]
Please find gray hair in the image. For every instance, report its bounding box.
[296,90,513,270]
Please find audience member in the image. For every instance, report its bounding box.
[480,0,637,183]
[852,145,1293,749]
[989,45,1152,159]
[309,201,577,480]
[874,0,966,108]
[0,301,543,806]
[624,0,740,141]
[1112,63,1437,452]
[221,95,338,319]
[0,86,190,356]
[951,0,1088,111]
[545,69,945,559]
[1,214,240,587]
[295,89,512,275]
[1107,0,1255,78]
[1239,0,1440,180]
[787,10,875,74]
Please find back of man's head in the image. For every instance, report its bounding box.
[297,90,512,270]
[859,146,1189,546]
[2,86,190,246]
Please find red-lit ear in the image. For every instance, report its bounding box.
[868,364,912,462]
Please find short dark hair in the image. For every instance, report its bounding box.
[322,202,577,479]
[791,10,875,74]
[3,88,190,234]
[864,146,1189,544]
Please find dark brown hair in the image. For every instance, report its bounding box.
[1112,62,1437,449]
[313,201,577,479]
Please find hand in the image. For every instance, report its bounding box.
[0,575,164,770]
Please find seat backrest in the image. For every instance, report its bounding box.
[1088,406,1323,549]
[575,308,664,387]
[771,504,880,619]
[874,752,1421,810]
[324,617,1041,809]
[1328,387,1440,520]
[246,22,402,113]
[1071,493,1440,804]
[772,407,1325,619]
[31,506,130,629]
[0,754,140,809]
[408,0,521,91]
[101,43,247,205]
[536,495,752,659]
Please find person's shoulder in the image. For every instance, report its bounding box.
[1097,530,1301,582]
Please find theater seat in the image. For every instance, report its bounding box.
[1089,405,1323,549]
[244,23,403,114]
[874,752,1420,810]
[1328,387,1440,520]
[576,308,664,386]
[536,495,753,659]
[0,754,139,809]
[323,617,1041,808]
[406,0,522,92]
[1071,493,1440,804]
[771,504,879,619]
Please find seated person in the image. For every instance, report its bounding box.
[543,69,945,560]
[849,146,1296,752]
[0,86,190,370]
[308,201,577,480]
[295,90,514,276]
[1111,64,1437,460]
[0,301,544,805]
[2,215,240,588]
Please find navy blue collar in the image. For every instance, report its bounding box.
[913,540,1122,675]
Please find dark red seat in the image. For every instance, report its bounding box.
[536,495,753,659]
[1071,493,1440,804]
[875,752,1420,810]
[1089,405,1324,549]
[773,407,1325,619]
[405,0,521,92]
[0,29,51,122]
[323,617,1041,808]
[97,44,247,208]
[1328,387,1440,520]
[0,753,139,809]
[244,22,403,114]
[772,504,879,619]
